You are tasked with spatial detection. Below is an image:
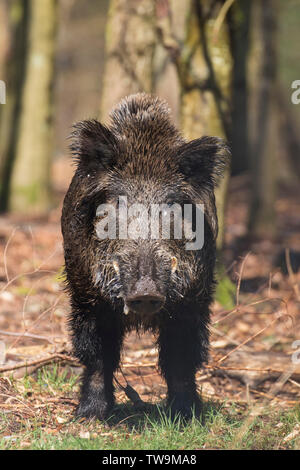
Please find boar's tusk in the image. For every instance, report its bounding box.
[113,260,120,275]
[171,256,178,273]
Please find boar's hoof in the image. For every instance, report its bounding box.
[75,400,112,421]
[167,394,202,421]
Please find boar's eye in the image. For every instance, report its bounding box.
[165,193,181,207]
[165,194,191,208]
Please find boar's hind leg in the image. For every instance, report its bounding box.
[158,308,209,419]
[71,308,124,420]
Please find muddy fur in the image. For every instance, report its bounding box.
[61,93,229,420]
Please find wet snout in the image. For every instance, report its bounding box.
[125,276,165,315]
[126,293,165,314]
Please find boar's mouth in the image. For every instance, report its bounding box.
[123,276,165,315]
[124,293,165,315]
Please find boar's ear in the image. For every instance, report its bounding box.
[69,119,117,170]
[177,136,230,190]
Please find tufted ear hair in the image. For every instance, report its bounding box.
[69,119,118,171]
[177,136,231,190]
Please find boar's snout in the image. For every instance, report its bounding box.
[125,276,165,315]
[126,294,165,315]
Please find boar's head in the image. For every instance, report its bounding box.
[62,93,229,323]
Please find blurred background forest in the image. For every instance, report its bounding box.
[0,0,299,233]
[0,0,299,446]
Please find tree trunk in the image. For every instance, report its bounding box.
[0,1,9,79]
[0,0,29,212]
[228,0,251,175]
[248,0,278,238]
[275,84,300,186]
[9,0,57,214]
[156,0,235,307]
[100,0,156,121]
[179,0,232,251]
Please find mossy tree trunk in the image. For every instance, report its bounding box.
[157,0,232,250]
[157,0,235,307]
[179,0,232,252]
[0,0,29,212]
[100,0,156,121]
[8,0,57,214]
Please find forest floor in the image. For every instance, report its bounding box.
[0,159,299,450]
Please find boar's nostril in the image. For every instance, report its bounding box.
[126,294,165,315]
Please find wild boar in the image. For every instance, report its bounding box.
[61,93,229,420]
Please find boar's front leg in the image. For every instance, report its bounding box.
[158,306,210,419]
[71,304,124,420]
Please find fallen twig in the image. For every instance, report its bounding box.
[0,330,56,344]
[217,312,287,364]
[6,294,64,352]
[0,352,79,373]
